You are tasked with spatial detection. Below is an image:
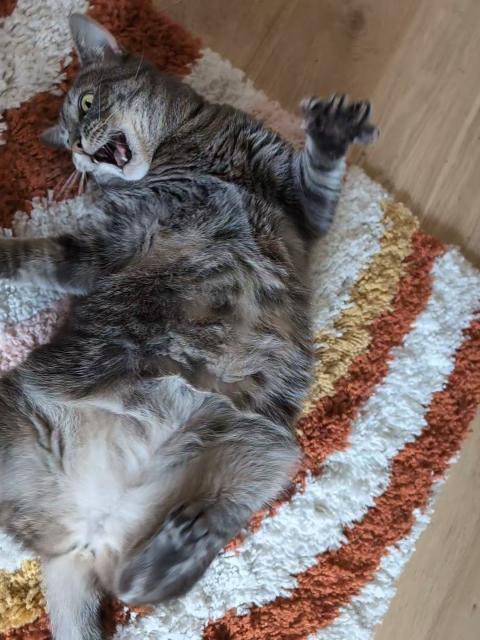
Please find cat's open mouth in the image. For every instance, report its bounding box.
[92,132,132,169]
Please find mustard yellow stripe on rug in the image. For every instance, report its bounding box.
[0,560,43,633]
[303,201,419,414]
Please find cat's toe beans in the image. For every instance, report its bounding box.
[116,504,221,605]
[354,123,379,144]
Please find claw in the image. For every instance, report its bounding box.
[324,94,337,114]
[335,94,346,111]
[300,96,321,116]
[299,93,378,150]
[355,101,371,125]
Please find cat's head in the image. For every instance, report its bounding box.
[42,14,201,182]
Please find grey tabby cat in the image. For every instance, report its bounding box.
[0,14,378,640]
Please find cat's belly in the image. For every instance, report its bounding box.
[58,411,164,554]
[54,379,196,561]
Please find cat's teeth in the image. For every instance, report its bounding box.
[114,146,129,168]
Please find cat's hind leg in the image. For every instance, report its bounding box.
[43,553,103,640]
[115,392,300,604]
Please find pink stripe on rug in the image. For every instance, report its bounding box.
[0,301,69,372]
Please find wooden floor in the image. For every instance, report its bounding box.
[158,1,480,638]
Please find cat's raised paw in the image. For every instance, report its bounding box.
[300,94,379,158]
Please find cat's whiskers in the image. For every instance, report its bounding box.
[134,52,144,81]
[98,74,103,121]
[55,170,78,200]
[89,112,117,151]
[77,172,86,196]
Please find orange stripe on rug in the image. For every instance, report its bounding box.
[0,615,50,640]
[0,0,201,228]
[298,230,443,473]
[0,0,16,20]
[202,317,480,640]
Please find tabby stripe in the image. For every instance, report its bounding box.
[203,316,480,640]
[0,0,201,227]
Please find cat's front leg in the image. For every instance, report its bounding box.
[0,233,104,294]
[296,94,378,236]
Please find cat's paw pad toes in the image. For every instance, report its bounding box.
[300,94,379,155]
[117,502,222,605]
[165,502,210,547]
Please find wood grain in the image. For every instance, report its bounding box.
[156,2,480,638]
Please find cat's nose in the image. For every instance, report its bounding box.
[72,139,84,154]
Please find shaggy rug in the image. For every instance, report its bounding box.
[0,1,479,639]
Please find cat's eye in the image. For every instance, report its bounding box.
[79,92,94,114]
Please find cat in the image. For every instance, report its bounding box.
[0,13,378,640]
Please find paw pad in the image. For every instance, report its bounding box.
[301,94,379,152]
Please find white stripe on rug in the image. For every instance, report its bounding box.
[112,249,480,639]
[0,532,33,573]
[0,0,87,137]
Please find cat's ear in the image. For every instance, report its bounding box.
[40,124,67,148]
[69,13,124,66]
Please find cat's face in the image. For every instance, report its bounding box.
[42,14,197,182]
